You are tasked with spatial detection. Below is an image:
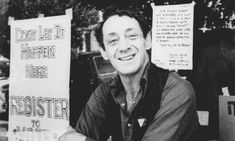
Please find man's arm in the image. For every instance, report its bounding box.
[58,127,87,141]
[142,75,199,141]
[59,83,110,141]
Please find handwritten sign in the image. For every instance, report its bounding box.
[9,14,71,141]
[219,96,235,141]
[151,2,195,70]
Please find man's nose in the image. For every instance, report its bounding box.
[118,38,130,52]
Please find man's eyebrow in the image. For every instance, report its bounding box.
[125,28,137,33]
[107,32,118,37]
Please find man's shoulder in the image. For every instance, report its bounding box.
[148,64,194,97]
[149,63,169,88]
[163,72,195,100]
[169,72,193,87]
[93,78,116,97]
[86,79,115,108]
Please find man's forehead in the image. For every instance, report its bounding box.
[102,15,141,35]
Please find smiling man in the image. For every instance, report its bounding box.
[59,5,199,141]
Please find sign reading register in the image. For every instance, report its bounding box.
[9,13,71,141]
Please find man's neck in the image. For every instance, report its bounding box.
[121,73,141,96]
[119,57,149,97]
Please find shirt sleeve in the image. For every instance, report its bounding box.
[141,75,199,141]
[75,83,110,141]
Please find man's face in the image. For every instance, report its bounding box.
[100,15,150,76]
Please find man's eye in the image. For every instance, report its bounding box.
[127,34,138,39]
[107,39,118,45]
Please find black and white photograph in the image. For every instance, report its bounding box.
[0,0,235,141]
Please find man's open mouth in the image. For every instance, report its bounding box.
[118,54,136,61]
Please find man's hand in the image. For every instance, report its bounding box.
[58,126,86,141]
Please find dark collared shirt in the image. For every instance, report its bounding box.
[76,63,199,141]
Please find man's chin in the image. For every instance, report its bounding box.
[118,67,139,76]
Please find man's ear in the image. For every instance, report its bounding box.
[145,31,152,50]
[99,47,109,60]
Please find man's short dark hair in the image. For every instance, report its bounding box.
[94,5,150,50]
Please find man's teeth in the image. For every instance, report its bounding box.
[119,55,135,61]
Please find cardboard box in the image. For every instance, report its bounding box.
[219,96,235,141]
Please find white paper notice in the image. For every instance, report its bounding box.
[151,3,195,70]
[197,111,209,126]
[9,14,71,141]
